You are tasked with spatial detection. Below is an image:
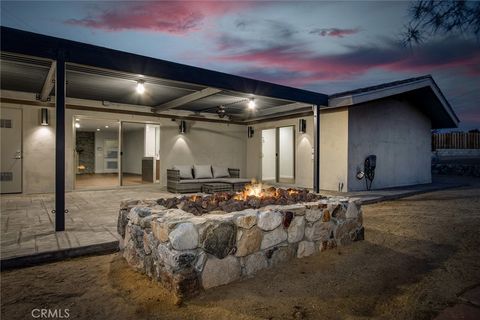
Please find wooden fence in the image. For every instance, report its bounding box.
[432,132,480,150]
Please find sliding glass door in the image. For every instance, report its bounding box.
[74,118,120,189]
[261,125,295,183]
[120,122,160,186]
[74,117,160,190]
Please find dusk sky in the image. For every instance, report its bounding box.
[1,1,479,130]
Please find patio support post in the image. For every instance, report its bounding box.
[55,51,66,231]
[313,105,320,193]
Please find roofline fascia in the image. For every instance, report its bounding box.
[328,77,459,126]
[0,26,327,107]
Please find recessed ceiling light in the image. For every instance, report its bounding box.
[105,125,109,128]
[248,98,256,110]
[96,128,100,131]
[75,123,80,128]
[136,80,145,94]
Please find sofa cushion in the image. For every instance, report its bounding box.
[217,178,251,184]
[193,165,213,179]
[212,166,230,178]
[173,165,193,179]
[178,178,219,184]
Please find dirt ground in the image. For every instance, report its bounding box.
[2,180,480,320]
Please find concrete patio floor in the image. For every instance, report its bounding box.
[1,185,175,268]
[0,176,466,268]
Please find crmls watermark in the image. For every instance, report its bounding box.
[31,309,70,319]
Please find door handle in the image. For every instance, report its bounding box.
[13,151,22,159]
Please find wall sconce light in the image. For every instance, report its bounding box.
[179,120,187,134]
[247,126,254,138]
[247,98,256,110]
[40,108,49,126]
[298,119,306,133]
[136,80,145,94]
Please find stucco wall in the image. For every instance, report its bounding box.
[246,116,314,188]
[20,104,56,194]
[347,99,432,191]
[319,108,349,192]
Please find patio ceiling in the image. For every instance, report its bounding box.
[1,27,327,122]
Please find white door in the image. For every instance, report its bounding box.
[261,126,295,183]
[1,107,22,193]
[261,128,277,182]
[278,126,295,183]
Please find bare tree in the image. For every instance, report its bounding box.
[403,0,480,45]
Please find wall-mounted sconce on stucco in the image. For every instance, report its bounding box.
[40,108,49,126]
[179,120,187,134]
[298,119,306,133]
[247,126,254,138]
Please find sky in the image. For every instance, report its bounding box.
[1,0,479,130]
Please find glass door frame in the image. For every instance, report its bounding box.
[72,115,121,190]
[72,116,161,190]
[261,125,296,184]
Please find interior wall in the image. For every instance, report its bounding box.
[94,130,119,174]
[347,99,432,191]
[75,131,95,174]
[319,108,349,192]
[122,128,144,175]
[247,116,314,188]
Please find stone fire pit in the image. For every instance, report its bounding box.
[117,187,364,302]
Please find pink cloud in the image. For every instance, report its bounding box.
[310,28,360,38]
[215,39,480,85]
[66,1,248,35]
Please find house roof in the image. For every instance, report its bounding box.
[328,75,459,129]
[0,27,327,121]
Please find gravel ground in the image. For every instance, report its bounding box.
[2,179,480,320]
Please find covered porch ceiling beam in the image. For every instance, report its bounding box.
[242,102,309,119]
[39,61,56,102]
[153,87,222,112]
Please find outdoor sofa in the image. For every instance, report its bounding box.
[167,165,251,193]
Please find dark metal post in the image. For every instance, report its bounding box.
[55,53,66,231]
[313,105,320,193]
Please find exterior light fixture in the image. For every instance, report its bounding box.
[136,80,145,94]
[40,108,49,126]
[179,120,187,134]
[247,98,256,110]
[298,119,307,133]
[75,122,80,128]
[247,126,254,138]
[216,106,226,118]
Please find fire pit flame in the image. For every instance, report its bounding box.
[156,181,325,216]
[233,182,272,201]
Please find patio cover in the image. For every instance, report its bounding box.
[1,26,328,230]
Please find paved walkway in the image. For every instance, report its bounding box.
[0,176,466,268]
[321,178,464,204]
[1,185,174,268]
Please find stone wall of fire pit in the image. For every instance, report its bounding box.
[117,196,364,302]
